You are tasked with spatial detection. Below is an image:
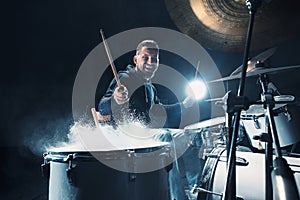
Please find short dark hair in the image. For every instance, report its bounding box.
[136,40,159,55]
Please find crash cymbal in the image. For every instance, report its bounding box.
[230,47,277,76]
[165,0,300,52]
[208,65,300,83]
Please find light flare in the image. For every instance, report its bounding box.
[186,80,207,100]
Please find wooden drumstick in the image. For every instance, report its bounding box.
[194,60,200,80]
[100,29,121,87]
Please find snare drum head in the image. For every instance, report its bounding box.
[45,141,171,173]
[184,117,225,132]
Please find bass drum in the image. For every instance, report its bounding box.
[42,145,171,200]
[198,147,300,200]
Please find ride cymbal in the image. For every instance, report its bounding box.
[208,65,300,83]
[230,47,276,76]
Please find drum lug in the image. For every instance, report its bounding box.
[41,156,50,179]
[66,154,77,185]
[253,132,270,142]
[129,173,137,181]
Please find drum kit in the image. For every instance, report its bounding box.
[186,0,300,199]
[41,65,300,200]
[179,0,300,199]
[41,0,300,200]
[184,68,300,198]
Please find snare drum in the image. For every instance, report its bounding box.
[198,147,300,200]
[42,145,171,200]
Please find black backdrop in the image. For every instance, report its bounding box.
[2,0,300,199]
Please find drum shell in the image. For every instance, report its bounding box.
[199,147,300,200]
[273,105,300,147]
[183,117,226,158]
[43,149,170,200]
[242,105,300,147]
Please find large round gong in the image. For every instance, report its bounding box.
[165,0,300,52]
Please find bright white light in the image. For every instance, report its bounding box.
[186,80,207,100]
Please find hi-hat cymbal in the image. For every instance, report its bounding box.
[165,0,300,52]
[208,65,300,83]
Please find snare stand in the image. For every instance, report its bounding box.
[258,74,299,200]
[222,1,261,199]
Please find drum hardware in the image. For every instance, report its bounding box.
[41,153,50,179]
[282,106,292,121]
[258,74,300,200]
[207,0,300,199]
[241,114,264,130]
[214,90,251,200]
[213,78,300,199]
[253,132,271,143]
[191,184,244,200]
[66,154,77,184]
[253,115,261,129]
[206,154,249,166]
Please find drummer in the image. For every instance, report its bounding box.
[97,39,203,200]
[98,39,194,125]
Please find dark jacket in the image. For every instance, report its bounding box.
[98,65,181,125]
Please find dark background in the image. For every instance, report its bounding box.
[2,0,300,199]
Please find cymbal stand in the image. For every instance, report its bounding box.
[222,1,261,199]
[259,74,299,200]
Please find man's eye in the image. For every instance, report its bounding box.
[142,56,149,61]
[141,55,157,63]
[151,57,158,62]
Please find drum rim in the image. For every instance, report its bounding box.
[184,117,225,131]
[44,145,170,163]
[199,147,226,200]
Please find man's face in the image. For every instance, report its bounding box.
[134,47,159,80]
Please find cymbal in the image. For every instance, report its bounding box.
[208,65,300,83]
[165,0,300,52]
[184,117,225,132]
[230,47,277,76]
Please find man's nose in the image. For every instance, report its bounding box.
[146,57,152,64]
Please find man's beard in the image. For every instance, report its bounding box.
[143,72,155,80]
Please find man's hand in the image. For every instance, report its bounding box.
[113,85,129,105]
